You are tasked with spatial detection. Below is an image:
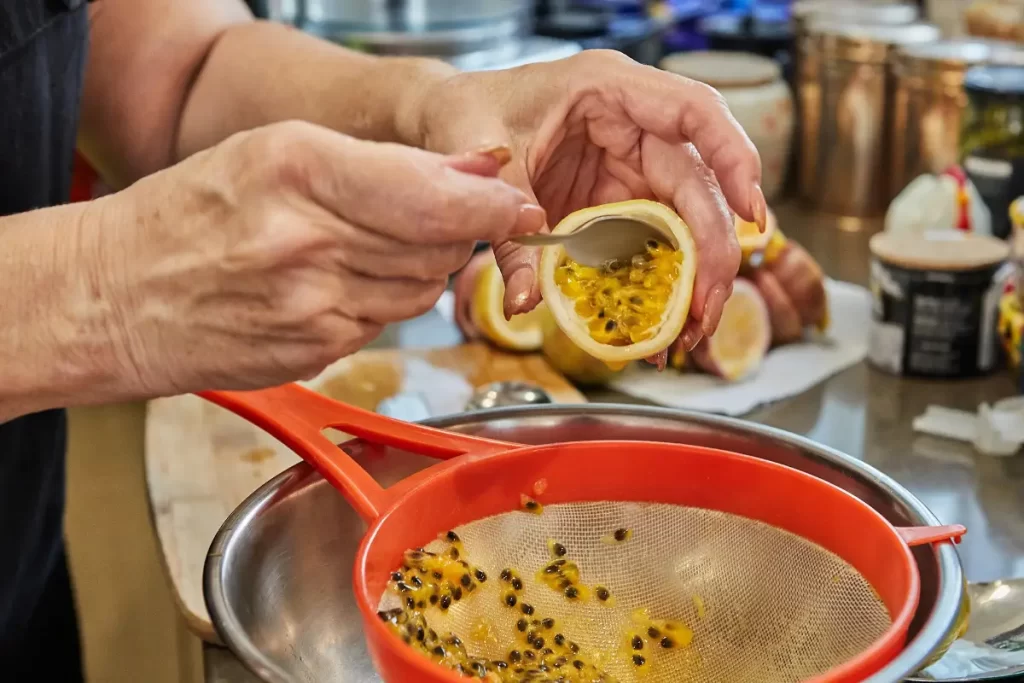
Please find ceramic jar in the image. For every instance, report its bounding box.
[660,50,794,201]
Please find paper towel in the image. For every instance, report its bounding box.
[608,279,872,416]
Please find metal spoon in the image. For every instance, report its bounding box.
[908,577,1024,681]
[511,215,668,267]
[464,382,553,411]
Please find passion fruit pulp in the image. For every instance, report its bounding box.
[538,200,697,363]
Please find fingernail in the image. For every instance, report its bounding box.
[702,284,731,337]
[751,184,768,234]
[513,204,547,235]
[682,328,703,352]
[503,267,535,318]
[471,144,512,166]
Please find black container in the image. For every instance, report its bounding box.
[961,65,1024,240]
[868,231,1010,379]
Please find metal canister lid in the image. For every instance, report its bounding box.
[898,40,995,68]
[811,21,941,63]
[795,0,918,38]
[792,0,918,28]
[894,40,996,84]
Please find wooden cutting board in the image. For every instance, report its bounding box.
[144,344,586,642]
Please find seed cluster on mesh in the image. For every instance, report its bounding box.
[553,239,682,346]
[379,501,693,681]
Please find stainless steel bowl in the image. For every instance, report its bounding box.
[205,404,966,683]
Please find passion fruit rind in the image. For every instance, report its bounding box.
[538,200,697,363]
[689,277,771,382]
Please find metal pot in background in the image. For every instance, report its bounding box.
[798,21,941,218]
[246,0,582,71]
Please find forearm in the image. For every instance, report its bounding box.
[0,200,139,421]
[177,22,458,160]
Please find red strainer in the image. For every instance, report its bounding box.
[200,383,965,683]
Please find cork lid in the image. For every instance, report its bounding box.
[659,51,781,89]
[870,230,1009,271]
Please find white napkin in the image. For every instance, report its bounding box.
[608,279,872,416]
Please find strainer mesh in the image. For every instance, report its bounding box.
[378,502,892,682]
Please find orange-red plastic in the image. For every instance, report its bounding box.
[200,384,968,683]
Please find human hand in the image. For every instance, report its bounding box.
[91,121,543,395]
[416,50,765,363]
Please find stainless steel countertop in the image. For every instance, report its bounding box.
[202,203,1024,681]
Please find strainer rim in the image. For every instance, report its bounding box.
[352,439,921,683]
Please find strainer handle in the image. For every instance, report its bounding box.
[896,525,967,547]
[198,384,517,520]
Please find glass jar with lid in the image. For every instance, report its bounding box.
[960,64,1024,239]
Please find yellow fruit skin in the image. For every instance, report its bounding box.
[540,311,624,386]
[761,228,788,266]
[469,261,545,352]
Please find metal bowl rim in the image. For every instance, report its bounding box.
[204,402,965,683]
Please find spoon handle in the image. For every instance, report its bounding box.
[510,233,569,247]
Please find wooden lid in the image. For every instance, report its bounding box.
[659,51,781,89]
[870,230,1009,271]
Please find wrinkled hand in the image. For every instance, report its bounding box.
[94,120,544,394]
[419,50,766,362]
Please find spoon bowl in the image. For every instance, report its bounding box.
[512,215,668,267]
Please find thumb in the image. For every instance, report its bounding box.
[492,157,546,319]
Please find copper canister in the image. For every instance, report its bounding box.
[799,21,940,218]
[889,41,996,203]
[793,2,919,203]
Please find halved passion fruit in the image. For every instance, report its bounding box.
[538,200,697,363]
[690,278,771,381]
[470,255,547,352]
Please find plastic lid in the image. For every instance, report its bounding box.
[659,50,781,88]
[870,230,1009,271]
[964,64,1024,97]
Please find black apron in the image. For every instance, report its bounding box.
[0,0,89,678]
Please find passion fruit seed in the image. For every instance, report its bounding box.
[601,527,633,545]
[520,494,544,514]
[555,238,682,346]
[546,539,567,558]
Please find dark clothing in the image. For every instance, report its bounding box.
[0,0,90,677]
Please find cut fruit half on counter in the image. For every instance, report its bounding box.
[468,254,547,352]
[690,278,771,382]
